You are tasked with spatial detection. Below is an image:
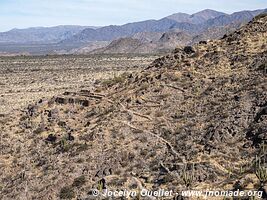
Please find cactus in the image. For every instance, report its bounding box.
[182,163,195,188]
[255,155,267,185]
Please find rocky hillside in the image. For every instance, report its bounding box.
[69,41,110,54]
[90,38,145,54]
[0,14,267,199]
[90,32,192,54]
[132,32,163,43]
[191,22,243,44]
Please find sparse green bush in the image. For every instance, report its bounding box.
[158,93,170,99]
[59,186,75,199]
[97,180,104,191]
[33,127,45,134]
[102,72,129,86]
[155,110,164,117]
[140,83,149,90]
[72,175,86,188]
[76,143,89,153]
[59,138,71,152]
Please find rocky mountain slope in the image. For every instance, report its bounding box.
[204,9,266,27]
[91,32,193,54]
[90,38,146,54]
[0,14,267,199]
[67,41,110,54]
[191,22,243,44]
[132,32,163,43]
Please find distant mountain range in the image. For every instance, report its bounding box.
[0,8,266,55]
[61,9,226,44]
[0,26,94,44]
[167,9,226,24]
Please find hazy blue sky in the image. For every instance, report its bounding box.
[0,0,266,31]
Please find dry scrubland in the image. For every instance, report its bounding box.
[0,15,267,200]
[0,54,158,114]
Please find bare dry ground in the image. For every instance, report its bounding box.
[0,54,158,114]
